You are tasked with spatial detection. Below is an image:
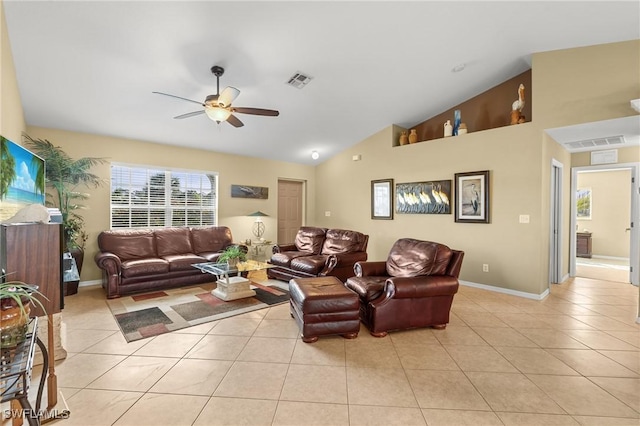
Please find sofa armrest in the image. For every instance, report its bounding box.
[328,252,368,268]
[94,252,123,299]
[95,252,122,275]
[385,275,459,299]
[273,243,296,254]
[354,261,387,277]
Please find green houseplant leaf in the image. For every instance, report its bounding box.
[23,135,107,250]
[218,245,247,263]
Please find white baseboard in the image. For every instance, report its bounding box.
[591,255,629,261]
[78,279,102,288]
[459,280,550,300]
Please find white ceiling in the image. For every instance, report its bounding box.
[3,1,639,165]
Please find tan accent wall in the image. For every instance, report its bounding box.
[576,169,631,258]
[24,126,317,282]
[316,39,639,296]
[0,0,26,141]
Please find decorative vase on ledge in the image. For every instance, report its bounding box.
[444,120,453,137]
[399,131,408,146]
[408,129,418,144]
[453,110,461,136]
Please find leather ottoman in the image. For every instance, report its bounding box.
[289,276,360,343]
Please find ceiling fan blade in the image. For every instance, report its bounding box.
[231,107,280,117]
[226,114,244,128]
[218,86,241,107]
[174,110,205,119]
[153,91,204,106]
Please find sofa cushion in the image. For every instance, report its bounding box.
[290,255,328,275]
[121,258,169,278]
[98,229,157,261]
[155,227,193,257]
[163,254,207,272]
[191,226,232,254]
[386,239,453,278]
[270,251,311,267]
[294,227,327,254]
[321,229,368,255]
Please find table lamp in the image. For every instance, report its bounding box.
[248,211,268,240]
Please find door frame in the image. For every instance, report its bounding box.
[569,162,639,286]
[549,159,563,285]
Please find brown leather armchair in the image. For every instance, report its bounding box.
[345,238,464,337]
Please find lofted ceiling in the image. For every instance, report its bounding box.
[3,1,639,166]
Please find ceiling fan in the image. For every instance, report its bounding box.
[153,65,279,128]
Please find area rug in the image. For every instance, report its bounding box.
[106,280,290,342]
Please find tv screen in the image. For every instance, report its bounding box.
[0,135,46,221]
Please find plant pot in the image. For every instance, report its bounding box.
[0,299,31,349]
[227,258,239,268]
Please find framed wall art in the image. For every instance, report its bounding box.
[231,184,269,199]
[576,188,591,219]
[454,170,490,223]
[371,178,393,219]
[395,180,451,214]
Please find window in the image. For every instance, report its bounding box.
[110,164,218,228]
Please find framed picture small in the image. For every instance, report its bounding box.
[455,170,490,223]
[371,179,393,220]
[576,188,591,219]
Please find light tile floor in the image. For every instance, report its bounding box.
[3,275,639,426]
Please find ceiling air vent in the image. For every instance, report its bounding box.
[563,135,625,152]
[286,72,313,89]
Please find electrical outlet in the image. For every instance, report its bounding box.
[325,211,331,217]
[482,264,489,272]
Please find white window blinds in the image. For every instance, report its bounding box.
[110,164,217,228]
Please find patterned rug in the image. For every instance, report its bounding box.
[106,280,290,342]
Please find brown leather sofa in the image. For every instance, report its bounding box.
[95,226,239,298]
[267,227,369,282]
[345,238,464,337]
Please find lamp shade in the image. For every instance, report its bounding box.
[248,211,269,217]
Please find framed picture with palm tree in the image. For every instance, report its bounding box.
[455,170,490,223]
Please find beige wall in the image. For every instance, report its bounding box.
[3,12,639,298]
[0,0,25,140]
[315,40,639,297]
[576,169,631,258]
[24,126,317,282]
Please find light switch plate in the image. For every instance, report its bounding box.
[519,214,530,224]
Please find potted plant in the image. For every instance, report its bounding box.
[218,245,247,267]
[23,135,107,294]
[0,281,47,349]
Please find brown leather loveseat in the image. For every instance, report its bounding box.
[345,238,464,337]
[95,226,239,298]
[267,226,369,282]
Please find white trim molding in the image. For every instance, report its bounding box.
[460,280,550,300]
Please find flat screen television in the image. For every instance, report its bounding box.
[0,135,46,221]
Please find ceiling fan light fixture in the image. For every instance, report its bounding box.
[205,106,231,122]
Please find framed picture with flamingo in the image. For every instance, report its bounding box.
[455,170,490,223]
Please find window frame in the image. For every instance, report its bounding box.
[109,162,219,229]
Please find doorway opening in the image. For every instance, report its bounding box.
[570,163,639,286]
